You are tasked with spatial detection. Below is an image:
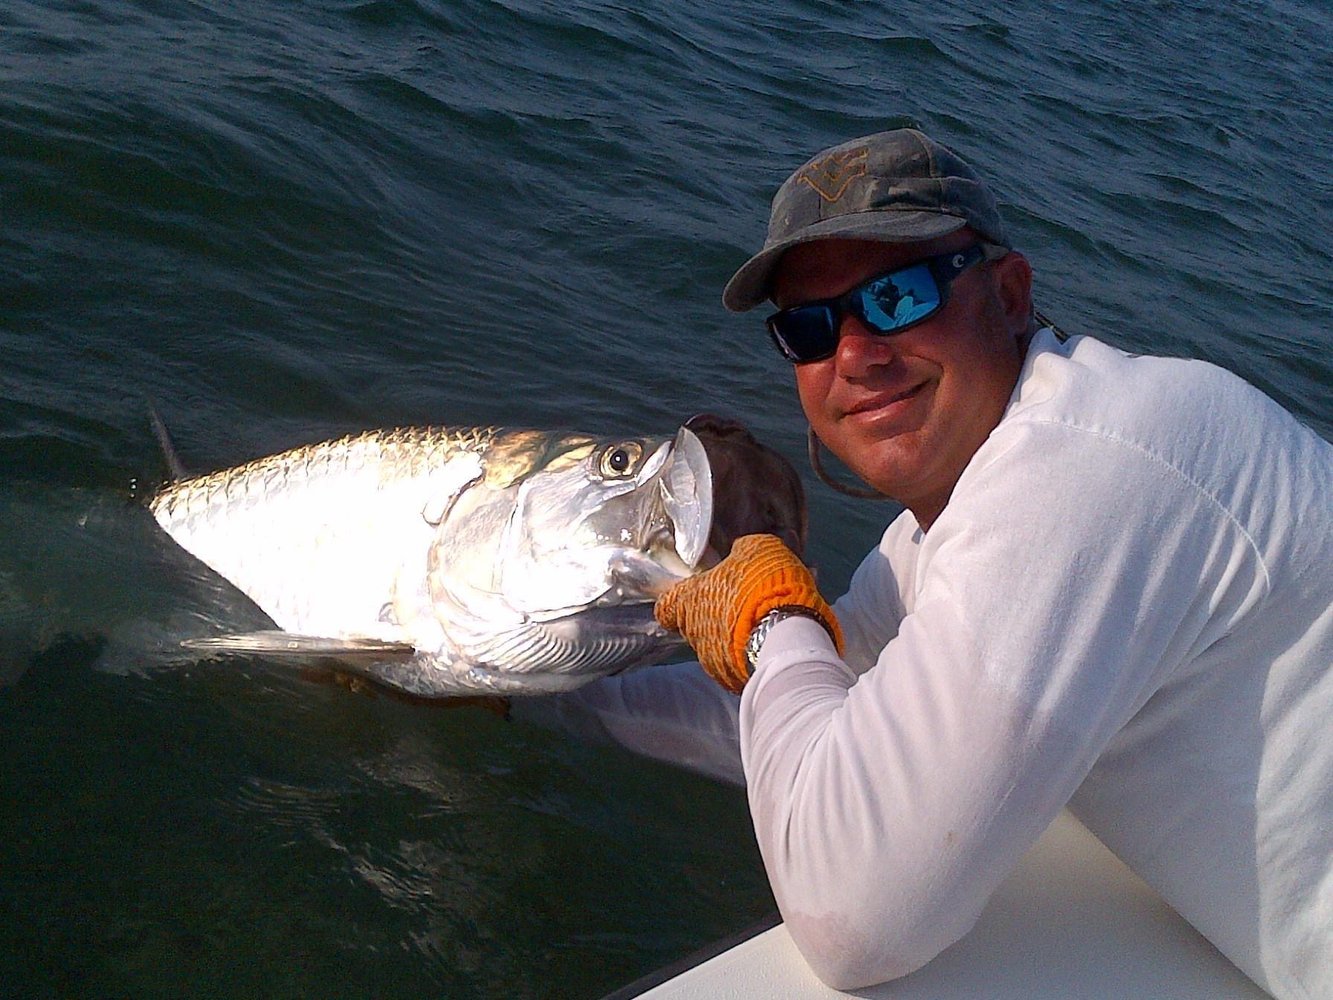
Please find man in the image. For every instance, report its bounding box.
[531,129,1332,998]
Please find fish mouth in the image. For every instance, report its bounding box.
[628,426,713,589]
[660,426,713,569]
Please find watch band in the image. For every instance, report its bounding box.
[745,605,835,670]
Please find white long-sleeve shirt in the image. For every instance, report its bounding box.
[522,328,1332,999]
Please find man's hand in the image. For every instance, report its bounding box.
[655,534,843,693]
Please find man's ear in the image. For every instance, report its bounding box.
[992,251,1035,334]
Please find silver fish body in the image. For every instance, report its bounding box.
[150,424,714,697]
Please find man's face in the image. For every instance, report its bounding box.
[772,232,1032,528]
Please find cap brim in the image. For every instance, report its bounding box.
[722,210,968,312]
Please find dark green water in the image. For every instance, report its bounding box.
[2,0,1330,996]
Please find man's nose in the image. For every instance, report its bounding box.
[833,313,899,374]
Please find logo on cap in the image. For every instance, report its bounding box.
[796,147,868,203]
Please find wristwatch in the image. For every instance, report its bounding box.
[745,605,835,670]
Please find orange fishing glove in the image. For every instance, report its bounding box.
[654,534,843,694]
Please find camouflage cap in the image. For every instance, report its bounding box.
[723,128,1011,312]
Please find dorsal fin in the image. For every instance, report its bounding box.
[147,402,189,481]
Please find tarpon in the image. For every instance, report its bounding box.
[148,415,805,698]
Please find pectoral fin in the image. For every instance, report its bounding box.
[181,631,417,663]
[180,631,481,702]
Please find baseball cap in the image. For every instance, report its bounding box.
[723,128,1011,312]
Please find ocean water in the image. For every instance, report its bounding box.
[1,0,1330,996]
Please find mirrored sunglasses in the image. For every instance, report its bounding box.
[766,243,1008,363]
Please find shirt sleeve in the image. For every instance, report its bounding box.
[738,418,1264,990]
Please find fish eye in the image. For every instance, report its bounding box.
[598,442,642,478]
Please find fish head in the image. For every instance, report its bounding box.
[431,426,713,622]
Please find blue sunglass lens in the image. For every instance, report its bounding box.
[857,264,942,332]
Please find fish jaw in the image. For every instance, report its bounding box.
[660,426,713,570]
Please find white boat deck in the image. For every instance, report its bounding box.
[608,810,1270,1000]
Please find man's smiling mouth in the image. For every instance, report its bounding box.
[844,381,928,417]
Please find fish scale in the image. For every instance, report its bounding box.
[151,426,500,523]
